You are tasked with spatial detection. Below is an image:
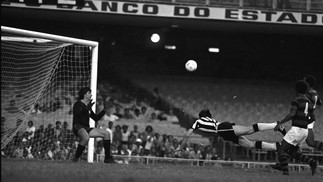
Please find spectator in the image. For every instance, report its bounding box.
[121,125,130,150]
[34,125,45,141]
[113,125,122,150]
[143,125,154,156]
[102,108,119,122]
[152,133,161,157]
[5,100,20,114]
[172,138,181,158]
[149,112,159,123]
[123,108,134,119]
[44,123,55,141]
[60,122,73,146]
[157,111,167,121]
[207,147,219,160]
[166,109,179,123]
[130,125,140,140]
[113,106,123,118]
[160,134,168,157]
[26,120,36,140]
[140,106,150,120]
[12,144,24,159]
[54,121,62,139]
[133,108,142,120]
[31,103,42,114]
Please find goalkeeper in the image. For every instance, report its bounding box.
[177,109,286,152]
[72,87,116,163]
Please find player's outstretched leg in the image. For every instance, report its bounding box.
[233,122,286,136]
[252,122,286,135]
[238,137,278,151]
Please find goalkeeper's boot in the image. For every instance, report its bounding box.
[104,156,118,164]
[276,121,287,135]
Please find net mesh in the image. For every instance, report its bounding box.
[1,31,93,160]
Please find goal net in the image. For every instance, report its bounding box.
[1,26,98,162]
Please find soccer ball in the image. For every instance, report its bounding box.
[185,60,197,72]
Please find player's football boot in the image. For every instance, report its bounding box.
[276,121,287,135]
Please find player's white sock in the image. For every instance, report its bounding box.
[261,142,277,151]
[257,123,276,131]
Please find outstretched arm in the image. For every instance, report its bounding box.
[178,128,194,151]
[275,110,296,131]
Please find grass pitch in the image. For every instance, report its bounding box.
[1,159,322,182]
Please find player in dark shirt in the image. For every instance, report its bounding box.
[178,109,286,153]
[304,75,323,151]
[72,87,116,163]
[274,80,318,175]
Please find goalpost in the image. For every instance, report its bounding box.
[1,26,98,163]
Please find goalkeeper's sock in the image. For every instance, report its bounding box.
[103,140,111,160]
[74,144,85,161]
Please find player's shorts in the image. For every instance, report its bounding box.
[73,123,93,136]
[217,122,239,144]
[307,121,315,129]
[283,126,308,146]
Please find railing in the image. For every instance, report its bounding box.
[97,154,323,172]
[130,0,323,12]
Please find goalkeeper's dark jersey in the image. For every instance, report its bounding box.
[191,116,220,135]
[72,100,105,128]
[291,95,314,128]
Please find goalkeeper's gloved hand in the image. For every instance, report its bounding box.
[87,99,95,110]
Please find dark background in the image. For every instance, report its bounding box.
[2,6,323,83]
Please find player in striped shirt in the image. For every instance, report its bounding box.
[304,75,323,151]
[273,80,318,175]
[178,109,286,154]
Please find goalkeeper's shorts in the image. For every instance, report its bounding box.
[73,123,93,136]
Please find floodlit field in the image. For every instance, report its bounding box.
[1,159,322,182]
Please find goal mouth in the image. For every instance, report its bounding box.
[1,26,98,163]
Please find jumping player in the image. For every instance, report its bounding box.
[274,80,318,175]
[72,87,116,163]
[177,109,286,153]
